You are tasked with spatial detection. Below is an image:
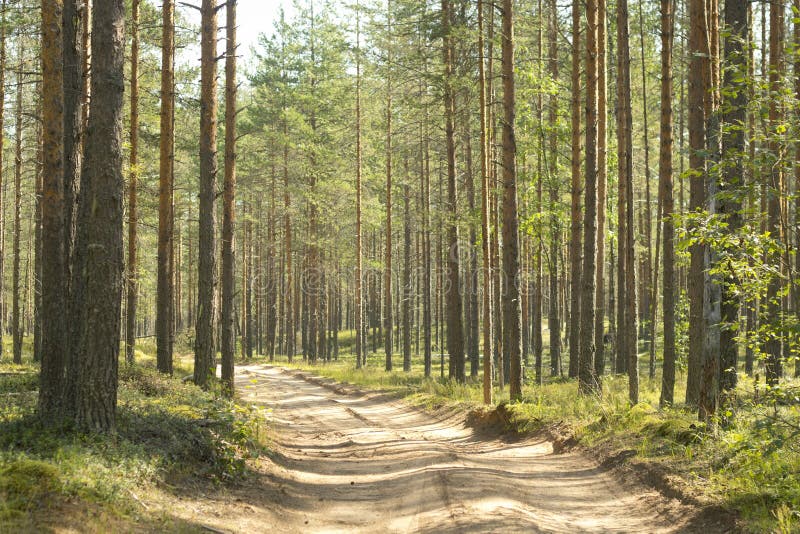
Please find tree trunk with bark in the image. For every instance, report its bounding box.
[441,0,465,382]
[569,0,582,378]
[12,53,23,365]
[157,0,175,375]
[579,0,600,394]
[501,0,522,400]
[38,0,67,423]
[74,0,125,431]
[617,0,638,403]
[659,0,676,406]
[718,0,747,396]
[194,0,219,388]
[478,0,493,402]
[221,0,237,395]
[126,0,140,366]
[686,0,709,405]
[62,0,85,418]
[765,0,784,386]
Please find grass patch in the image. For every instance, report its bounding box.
[0,340,268,531]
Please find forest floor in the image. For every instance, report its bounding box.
[152,364,736,533]
[2,342,792,532]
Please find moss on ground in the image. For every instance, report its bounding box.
[0,340,268,532]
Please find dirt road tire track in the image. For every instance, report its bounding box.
[161,365,735,533]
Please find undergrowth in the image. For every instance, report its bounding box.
[0,348,268,531]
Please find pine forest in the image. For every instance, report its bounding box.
[0,0,798,531]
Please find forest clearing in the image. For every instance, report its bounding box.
[0,0,799,531]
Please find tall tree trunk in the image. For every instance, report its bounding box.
[126,0,139,366]
[441,0,465,382]
[659,0,676,406]
[765,0,784,385]
[62,0,85,418]
[221,0,237,396]
[422,77,433,378]
[384,0,393,371]
[281,12,294,363]
[403,181,412,372]
[39,0,67,422]
[466,115,480,378]
[532,0,544,385]
[686,0,709,405]
[63,0,82,289]
[74,0,125,431]
[267,161,278,361]
[355,0,364,369]
[579,0,600,394]
[12,53,23,365]
[157,0,175,375]
[0,0,6,360]
[478,0,493,402]
[501,0,522,400]
[618,0,638,403]
[795,0,800,379]
[638,0,654,366]
[34,80,43,363]
[718,0,747,396]
[548,0,562,378]
[194,0,219,388]
[568,0,582,377]
[593,0,607,378]
[699,0,722,423]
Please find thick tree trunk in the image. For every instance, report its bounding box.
[38,0,67,422]
[221,0,237,395]
[62,0,84,417]
[75,0,125,431]
[126,0,140,366]
[194,0,219,388]
[157,0,175,375]
[63,0,82,286]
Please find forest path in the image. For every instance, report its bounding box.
[163,365,722,533]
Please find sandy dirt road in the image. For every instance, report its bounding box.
[162,365,729,534]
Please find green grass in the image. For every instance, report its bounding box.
[0,338,268,531]
[262,331,799,534]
